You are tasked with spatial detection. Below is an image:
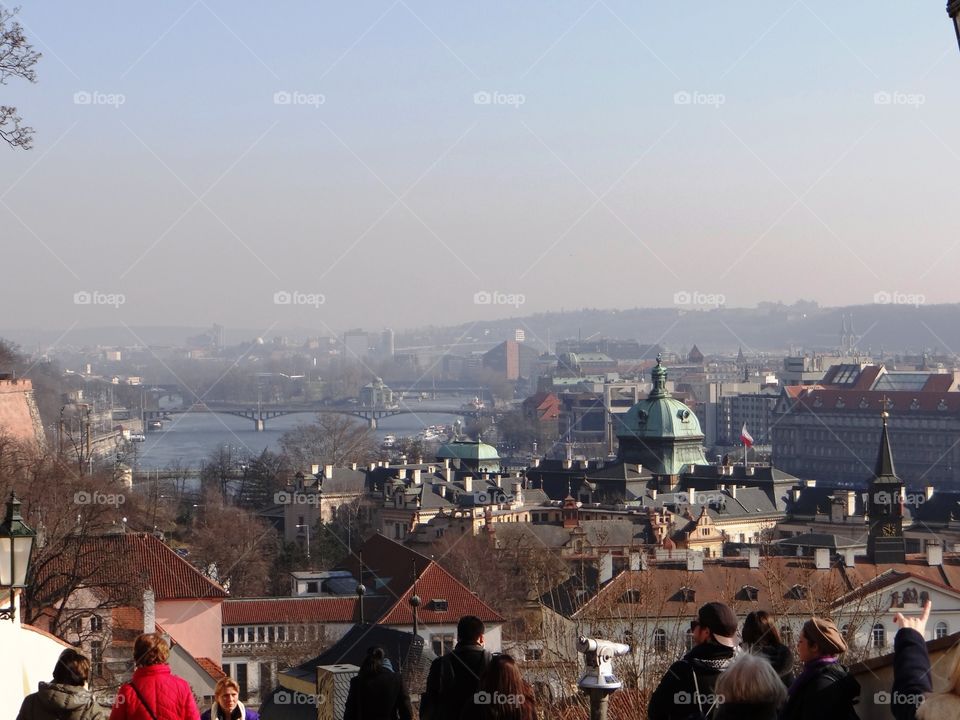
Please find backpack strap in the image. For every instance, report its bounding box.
[129,682,159,720]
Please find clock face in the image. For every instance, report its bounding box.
[882,523,899,537]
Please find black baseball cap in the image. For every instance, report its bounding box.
[697,602,738,647]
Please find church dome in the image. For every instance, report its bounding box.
[616,358,704,440]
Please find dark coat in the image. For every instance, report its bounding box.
[108,665,200,720]
[343,667,413,720]
[716,702,781,720]
[648,641,736,720]
[420,644,492,720]
[890,628,931,720]
[17,682,109,720]
[757,643,795,686]
[780,661,860,720]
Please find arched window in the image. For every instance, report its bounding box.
[653,629,667,652]
[936,622,949,640]
[872,623,886,649]
[90,615,103,632]
[685,628,695,651]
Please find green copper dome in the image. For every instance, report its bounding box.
[437,440,500,461]
[615,356,707,474]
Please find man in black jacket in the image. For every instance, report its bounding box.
[421,616,492,720]
[648,602,738,720]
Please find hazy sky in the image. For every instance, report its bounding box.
[2,1,958,342]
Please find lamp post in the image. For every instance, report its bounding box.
[295,523,311,560]
[950,0,960,53]
[0,492,36,622]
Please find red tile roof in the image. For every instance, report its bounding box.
[196,657,227,681]
[222,597,359,625]
[378,561,504,626]
[40,533,227,601]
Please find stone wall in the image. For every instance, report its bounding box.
[0,378,46,449]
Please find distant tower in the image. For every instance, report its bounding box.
[380,329,395,358]
[867,409,906,563]
[840,314,859,355]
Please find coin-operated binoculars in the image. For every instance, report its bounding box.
[577,636,630,720]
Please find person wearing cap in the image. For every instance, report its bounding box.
[781,617,860,720]
[648,602,739,720]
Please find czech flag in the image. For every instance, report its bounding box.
[740,423,754,448]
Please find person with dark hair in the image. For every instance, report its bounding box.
[421,615,493,720]
[109,633,199,720]
[891,600,960,720]
[742,611,794,686]
[463,654,537,720]
[17,648,108,720]
[781,618,860,720]
[648,602,739,720]
[201,678,259,720]
[343,646,413,720]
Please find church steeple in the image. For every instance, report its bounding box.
[867,408,906,563]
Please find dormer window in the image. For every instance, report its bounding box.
[618,589,642,604]
[740,585,759,601]
[677,587,696,603]
[430,599,448,612]
[788,584,808,600]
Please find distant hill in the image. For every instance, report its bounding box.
[418,303,960,355]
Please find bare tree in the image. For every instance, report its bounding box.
[0,6,40,149]
[279,413,378,469]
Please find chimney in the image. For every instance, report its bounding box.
[927,542,943,567]
[532,457,540,468]
[814,547,830,570]
[846,491,856,518]
[579,460,589,470]
[629,552,641,571]
[843,548,857,567]
[495,475,503,488]
[398,467,407,479]
[351,462,357,471]
[438,484,446,499]
[324,464,334,480]
[369,462,377,471]
[748,548,759,569]
[635,464,643,474]
[563,459,572,470]
[444,458,451,469]
[926,485,935,502]
[463,476,473,493]
[444,467,453,483]
[730,485,737,499]
[687,552,704,572]
[599,553,614,584]
[650,488,657,500]
[804,479,817,488]
[311,464,320,475]
[143,588,156,634]
[412,468,422,485]
[687,487,696,505]
[791,488,801,502]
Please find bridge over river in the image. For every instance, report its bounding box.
[144,400,489,431]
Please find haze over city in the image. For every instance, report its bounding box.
[3,1,959,342]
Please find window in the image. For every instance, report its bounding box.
[238,627,246,643]
[653,629,667,652]
[780,626,793,646]
[618,590,642,604]
[431,634,455,656]
[90,640,103,677]
[685,628,695,651]
[90,615,103,632]
[741,585,759,601]
[524,648,543,661]
[278,626,285,642]
[430,599,449,612]
[872,623,886,649]
[258,627,266,643]
[268,626,275,643]
[72,617,83,634]
[227,628,235,643]
[306,581,319,594]
[936,622,948,640]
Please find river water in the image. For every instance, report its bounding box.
[132,400,468,470]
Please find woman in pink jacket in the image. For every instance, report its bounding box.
[110,634,200,720]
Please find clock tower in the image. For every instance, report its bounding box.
[867,410,906,563]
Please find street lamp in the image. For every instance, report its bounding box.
[950,0,960,53]
[0,492,36,622]
[296,523,311,560]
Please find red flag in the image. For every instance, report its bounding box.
[740,423,754,448]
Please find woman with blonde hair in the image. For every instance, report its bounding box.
[714,652,787,720]
[891,600,960,720]
[109,633,199,720]
[201,678,258,720]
